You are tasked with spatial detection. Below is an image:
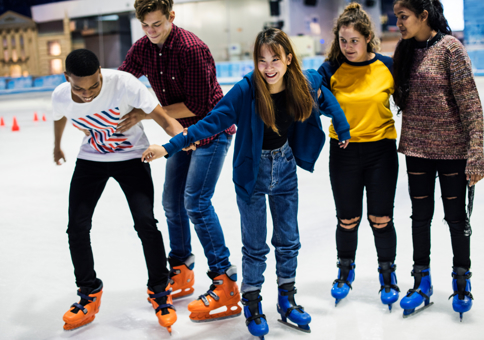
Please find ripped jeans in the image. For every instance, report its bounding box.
[406,156,472,268]
[329,139,398,263]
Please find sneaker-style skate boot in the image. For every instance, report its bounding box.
[449,267,473,322]
[242,290,269,340]
[378,262,400,312]
[331,258,355,306]
[147,282,177,334]
[188,265,242,322]
[277,282,311,333]
[63,278,103,330]
[400,265,433,318]
[169,254,195,299]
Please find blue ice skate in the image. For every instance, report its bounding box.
[277,283,311,333]
[331,258,355,306]
[241,290,269,340]
[378,262,400,312]
[400,265,433,318]
[449,267,473,322]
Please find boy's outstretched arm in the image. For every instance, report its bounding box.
[54,116,67,165]
[149,104,184,137]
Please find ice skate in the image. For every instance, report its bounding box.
[449,267,473,322]
[400,265,433,318]
[331,258,355,306]
[378,262,400,312]
[188,265,242,322]
[63,279,103,331]
[242,290,269,340]
[169,254,195,299]
[277,282,311,333]
[147,283,177,334]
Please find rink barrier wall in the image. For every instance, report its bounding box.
[1,55,483,95]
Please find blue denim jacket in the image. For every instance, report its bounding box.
[163,69,350,202]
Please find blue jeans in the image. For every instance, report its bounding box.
[162,132,232,274]
[237,141,301,293]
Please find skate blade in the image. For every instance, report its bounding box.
[277,319,311,333]
[63,316,95,331]
[190,311,241,323]
[403,302,434,318]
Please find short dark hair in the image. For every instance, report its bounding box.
[65,49,100,77]
[134,0,173,20]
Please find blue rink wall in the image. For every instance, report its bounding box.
[464,0,484,75]
[0,56,326,96]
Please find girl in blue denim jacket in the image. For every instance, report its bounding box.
[142,28,350,338]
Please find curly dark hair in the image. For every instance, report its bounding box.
[65,49,100,77]
[393,0,451,113]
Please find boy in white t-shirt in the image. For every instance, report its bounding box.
[53,49,179,333]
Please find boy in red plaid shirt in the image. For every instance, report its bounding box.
[118,0,239,323]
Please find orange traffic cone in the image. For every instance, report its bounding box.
[33,112,39,122]
[0,117,4,126]
[12,117,20,131]
[42,114,47,122]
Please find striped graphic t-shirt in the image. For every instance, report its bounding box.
[52,69,159,162]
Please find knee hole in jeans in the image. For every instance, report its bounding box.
[445,196,458,200]
[443,173,458,177]
[413,196,428,199]
[369,215,390,228]
[408,172,426,175]
[339,216,360,229]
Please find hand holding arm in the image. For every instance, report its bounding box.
[116,108,148,133]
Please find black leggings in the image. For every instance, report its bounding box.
[329,139,399,263]
[406,156,472,269]
[67,159,169,288]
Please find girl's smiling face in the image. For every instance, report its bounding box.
[257,44,292,94]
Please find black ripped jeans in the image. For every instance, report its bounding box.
[406,156,472,269]
[330,139,399,263]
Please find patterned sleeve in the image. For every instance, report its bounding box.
[180,44,213,117]
[449,42,484,176]
[118,43,144,78]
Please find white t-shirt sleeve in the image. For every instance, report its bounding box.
[51,87,65,121]
[125,75,159,114]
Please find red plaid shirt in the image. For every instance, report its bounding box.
[119,24,235,147]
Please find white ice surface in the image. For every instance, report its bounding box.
[1,80,484,340]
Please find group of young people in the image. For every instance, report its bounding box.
[52,0,483,338]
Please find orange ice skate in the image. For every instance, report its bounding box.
[148,283,177,334]
[188,265,241,322]
[63,279,103,331]
[169,254,195,299]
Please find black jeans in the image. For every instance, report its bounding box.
[67,159,169,288]
[329,139,399,263]
[406,156,472,268]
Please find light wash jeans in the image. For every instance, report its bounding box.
[162,132,232,274]
[237,141,301,293]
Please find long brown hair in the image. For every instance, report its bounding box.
[326,2,380,64]
[253,28,314,134]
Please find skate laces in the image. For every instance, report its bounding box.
[242,294,266,325]
[198,279,223,306]
[70,290,96,315]
[449,272,474,300]
[378,265,400,293]
[149,289,176,314]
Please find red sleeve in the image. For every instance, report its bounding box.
[181,44,215,117]
[119,43,144,78]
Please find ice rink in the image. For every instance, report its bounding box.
[1,79,484,340]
